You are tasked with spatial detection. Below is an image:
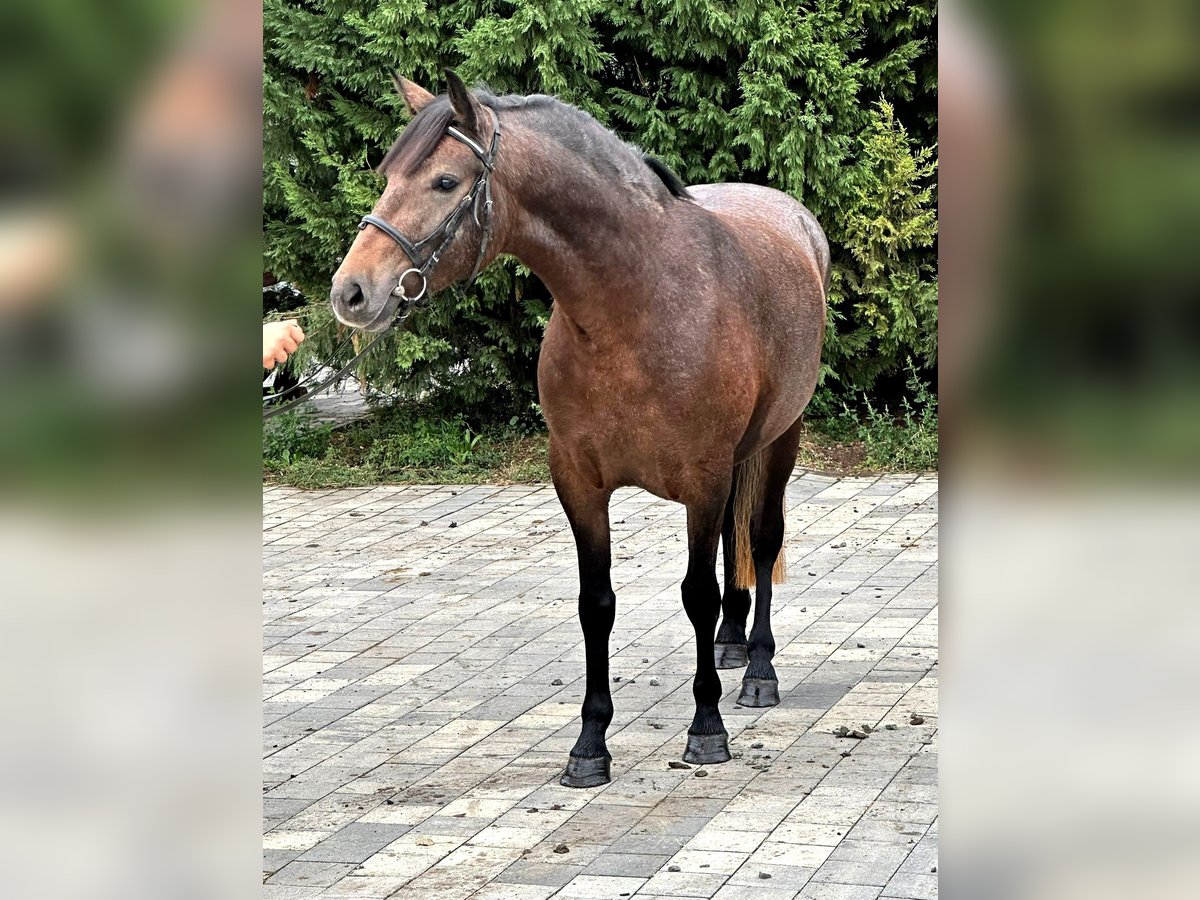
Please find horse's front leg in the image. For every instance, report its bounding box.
[681,477,734,764]
[553,459,616,788]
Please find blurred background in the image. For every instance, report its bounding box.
[0,0,260,898]
[944,0,1200,898]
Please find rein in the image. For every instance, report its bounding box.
[261,303,416,420]
[263,112,502,422]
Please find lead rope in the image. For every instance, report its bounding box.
[261,327,359,403]
[262,298,422,420]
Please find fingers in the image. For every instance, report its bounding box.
[262,320,304,370]
[264,344,291,370]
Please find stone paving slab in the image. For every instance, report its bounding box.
[264,472,938,899]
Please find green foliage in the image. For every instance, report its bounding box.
[262,412,333,467]
[263,406,554,486]
[264,0,937,418]
[823,359,938,470]
[365,419,494,470]
[271,456,384,489]
[829,99,937,391]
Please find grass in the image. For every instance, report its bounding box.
[265,364,936,489]
[264,381,937,489]
[264,408,552,488]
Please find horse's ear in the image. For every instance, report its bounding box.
[444,68,483,137]
[394,75,435,115]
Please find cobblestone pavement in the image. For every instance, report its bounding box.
[264,473,938,900]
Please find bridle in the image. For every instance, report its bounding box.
[263,110,502,421]
[358,109,502,305]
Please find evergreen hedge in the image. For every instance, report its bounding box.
[264,0,937,422]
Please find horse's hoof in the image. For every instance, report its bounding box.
[682,731,731,765]
[736,677,780,708]
[713,642,748,669]
[560,754,611,788]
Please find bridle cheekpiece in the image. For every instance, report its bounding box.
[357,109,501,306]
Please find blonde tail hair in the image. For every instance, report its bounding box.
[732,452,787,590]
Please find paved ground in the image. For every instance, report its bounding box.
[264,370,375,424]
[264,472,938,900]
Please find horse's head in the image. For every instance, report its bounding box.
[330,71,501,331]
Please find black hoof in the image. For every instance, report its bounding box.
[560,754,611,788]
[737,677,780,707]
[682,730,731,765]
[714,642,749,669]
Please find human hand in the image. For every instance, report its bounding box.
[263,320,304,369]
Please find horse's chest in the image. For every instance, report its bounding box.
[537,330,721,496]
[539,341,652,435]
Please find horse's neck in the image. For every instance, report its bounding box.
[498,128,667,333]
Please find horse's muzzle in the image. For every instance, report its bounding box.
[330,275,395,331]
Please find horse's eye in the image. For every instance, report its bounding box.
[433,175,459,192]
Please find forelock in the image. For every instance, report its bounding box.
[377,98,455,176]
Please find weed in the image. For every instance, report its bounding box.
[263,413,333,467]
[830,360,938,470]
[364,419,498,472]
[449,427,484,465]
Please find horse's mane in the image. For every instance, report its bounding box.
[378,87,693,203]
[642,155,692,199]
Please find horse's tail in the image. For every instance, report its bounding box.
[732,451,787,590]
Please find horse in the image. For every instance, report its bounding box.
[330,71,829,787]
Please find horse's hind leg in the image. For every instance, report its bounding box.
[714,491,751,669]
[681,476,734,765]
[737,419,803,708]
[552,454,616,788]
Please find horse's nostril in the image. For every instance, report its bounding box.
[344,283,365,310]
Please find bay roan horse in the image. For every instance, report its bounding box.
[331,72,829,787]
